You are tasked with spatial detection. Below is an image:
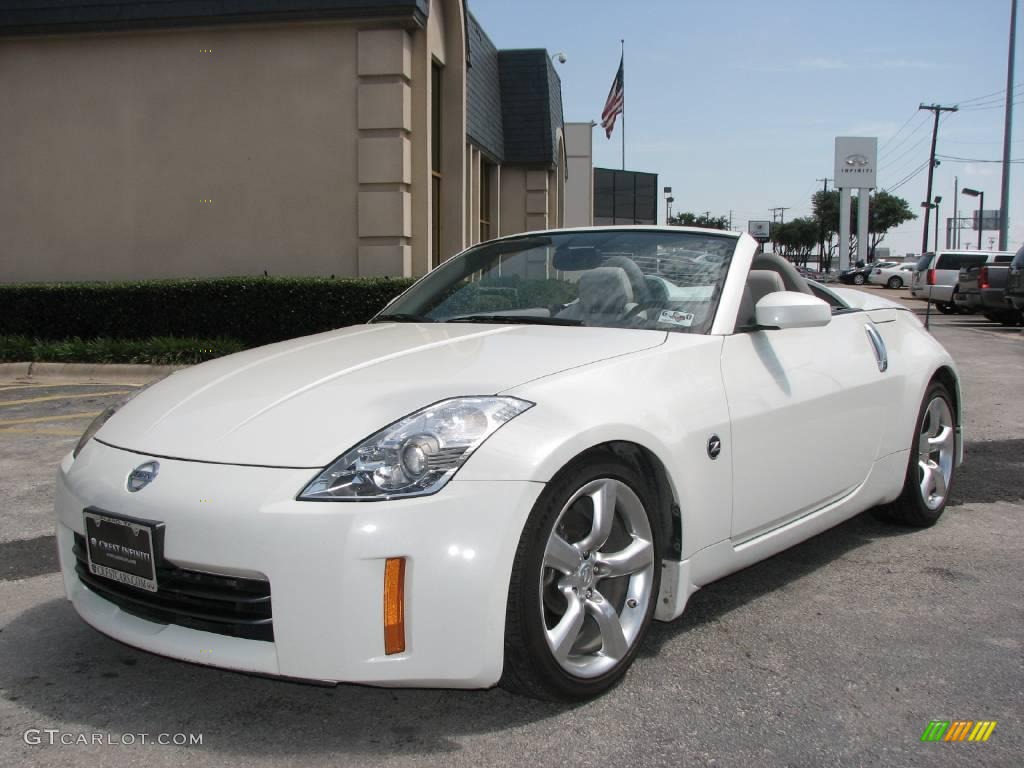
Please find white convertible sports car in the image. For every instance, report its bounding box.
[56,227,963,700]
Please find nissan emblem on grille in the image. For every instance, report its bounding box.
[127,461,159,493]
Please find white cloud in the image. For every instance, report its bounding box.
[798,57,849,71]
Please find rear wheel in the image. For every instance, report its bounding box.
[887,276,903,289]
[875,382,957,527]
[935,302,956,315]
[998,309,1023,326]
[501,450,663,700]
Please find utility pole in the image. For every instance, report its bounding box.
[998,0,1017,250]
[728,210,734,230]
[769,207,790,224]
[919,103,959,255]
[953,176,959,249]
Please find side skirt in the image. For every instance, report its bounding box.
[653,450,909,622]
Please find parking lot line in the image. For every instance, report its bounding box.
[0,427,82,436]
[0,411,100,427]
[0,391,130,408]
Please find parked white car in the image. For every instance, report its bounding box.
[58,227,963,700]
[868,262,917,288]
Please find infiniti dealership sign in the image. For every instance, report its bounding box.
[834,137,878,189]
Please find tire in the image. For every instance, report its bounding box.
[874,382,957,527]
[983,312,999,323]
[998,309,1024,327]
[853,274,866,285]
[887,276,903,289]
[501,449,664,700]
[935,302,956,315]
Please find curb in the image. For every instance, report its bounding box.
[0,362,186,385]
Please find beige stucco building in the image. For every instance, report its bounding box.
[0,1,566,282]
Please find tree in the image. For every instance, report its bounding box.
[811,189,916,269]
[668,211,730,230]
[771,217,819,265]
[868,191,916,258]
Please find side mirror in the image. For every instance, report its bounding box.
[755,291,831,330]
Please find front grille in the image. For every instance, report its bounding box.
[73,533,273,641]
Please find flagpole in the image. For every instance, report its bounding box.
[620,39,625,170]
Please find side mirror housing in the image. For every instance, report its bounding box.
[755,291,832,330]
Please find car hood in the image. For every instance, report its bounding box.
[97,323,666,467]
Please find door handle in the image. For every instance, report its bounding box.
[864,324,888,372]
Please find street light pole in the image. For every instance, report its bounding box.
[998,0,1017,250]
[933,196,942,253]
[962,188,984,250]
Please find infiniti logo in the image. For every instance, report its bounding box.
[127,461,159,493]
[845,153,870,167]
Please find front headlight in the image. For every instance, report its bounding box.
[298,396,534,501]
[73,406,119,458]
[72,380,161,458]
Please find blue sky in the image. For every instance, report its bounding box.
[469,0,1023,256]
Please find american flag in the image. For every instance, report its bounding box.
[600,55,624,138]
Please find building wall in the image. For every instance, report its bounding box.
[0,0,561,283]
[1,21,364,282]
[563,122,594,228]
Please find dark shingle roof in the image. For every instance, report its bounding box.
[466,12,504,162]
[497,49,562,167]
[0,0,429,35]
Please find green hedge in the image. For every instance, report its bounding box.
[0,277,415,347]
[0,335,247,365]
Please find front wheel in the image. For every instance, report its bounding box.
[887,276,903,289]
[501,451,663,700]
[875,382,957,527]
[853,274,866,285]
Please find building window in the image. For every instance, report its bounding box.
[431,61,443,267]
[479,161,492,242]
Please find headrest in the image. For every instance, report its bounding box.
[578,267,634,314]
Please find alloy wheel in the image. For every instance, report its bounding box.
[918,396,955,510]
[539,478,655,679]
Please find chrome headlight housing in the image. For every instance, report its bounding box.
[298,396,534,501]
[72,380,161,458]
[73,406,119,458]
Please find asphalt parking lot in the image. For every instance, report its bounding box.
[1,289,1021,768]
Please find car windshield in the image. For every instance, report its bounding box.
[374,229,738,334]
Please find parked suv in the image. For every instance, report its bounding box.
[910,249,1014,314]
[953,253,1019,323]
[1005,243,1024,314]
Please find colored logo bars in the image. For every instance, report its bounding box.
[921,720,997,742]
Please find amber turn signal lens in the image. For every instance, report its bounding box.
[383,557,406,655]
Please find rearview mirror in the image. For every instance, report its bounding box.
[553,246,601,271]
[755,291,831,330]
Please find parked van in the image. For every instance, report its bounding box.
[910,249,1014,314]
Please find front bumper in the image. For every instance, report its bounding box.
[55,440,543,688]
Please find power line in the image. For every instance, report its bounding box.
[959,99,1024,112]
[883,160,930,193]
[879,113,932,160]
[879,109,925,151]
[936,153,1024,163]
[952,82,1024,106]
